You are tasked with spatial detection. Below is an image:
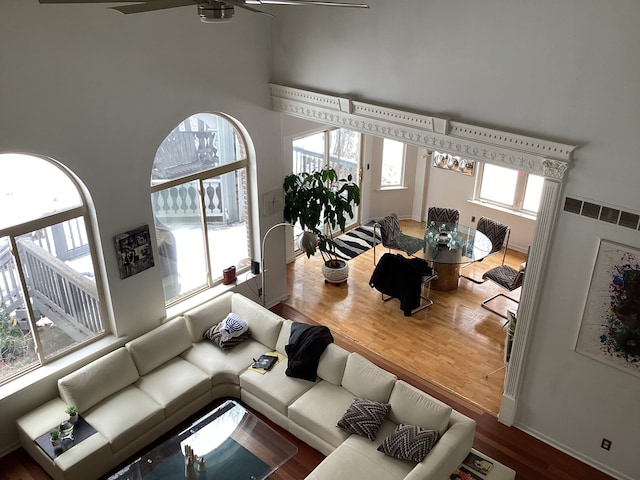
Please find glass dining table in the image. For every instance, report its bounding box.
[416,222,493,291]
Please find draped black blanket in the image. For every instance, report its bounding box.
[369,253,434,316]
[285,323,334,381]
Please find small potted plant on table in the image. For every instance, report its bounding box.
[65,405,78,424]
[49,428,61,447]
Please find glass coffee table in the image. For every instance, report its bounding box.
[106,400,297,480]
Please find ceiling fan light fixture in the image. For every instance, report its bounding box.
[198,3,235,23]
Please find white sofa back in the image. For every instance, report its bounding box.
[125,316,193,376]
[342,353,397,403]
[58,348,139,413]
[183,292,283,350]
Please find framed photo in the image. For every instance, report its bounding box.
[575,239,640,376]
[114,225,155,279]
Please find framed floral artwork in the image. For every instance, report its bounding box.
[575,239,640,376]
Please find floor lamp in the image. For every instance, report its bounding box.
[261,222,293,307]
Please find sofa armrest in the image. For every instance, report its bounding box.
[404,413,476,480]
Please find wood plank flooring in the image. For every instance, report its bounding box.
[284,220,524,415]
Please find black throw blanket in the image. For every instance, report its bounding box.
[369,253,434,316]
[285,323,334,381]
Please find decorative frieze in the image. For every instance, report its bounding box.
[270,83,577,181]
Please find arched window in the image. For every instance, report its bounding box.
[150,113,252,303]
[0,154,106,385]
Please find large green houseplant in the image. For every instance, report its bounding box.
[283,168,361,282]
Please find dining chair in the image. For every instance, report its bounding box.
[369,253,439,315]
[427,207,460,226]
[459,216,510,284]
[481,260,526,319]
[372,213,424,265]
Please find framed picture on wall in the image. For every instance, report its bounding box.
[575,239,640,377]
[113,225,155,279]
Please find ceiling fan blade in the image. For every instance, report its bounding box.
[225,0,274,16]
[38,1,146,3]
[111,0,196,14]
[251,0,369,7]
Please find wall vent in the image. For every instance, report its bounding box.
[563,196,640,230]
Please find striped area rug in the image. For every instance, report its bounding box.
[333,226,381,260]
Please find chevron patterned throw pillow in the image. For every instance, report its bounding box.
[377,423,439,463]
[336,398,391,441]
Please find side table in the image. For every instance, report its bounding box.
[451,449,516,480]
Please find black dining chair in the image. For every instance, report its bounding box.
[481,259,526,319]
[372,213,424,265]
[460,216,510,283]
[427,207,460,226]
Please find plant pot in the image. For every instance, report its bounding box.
[69,413,78,425]
[50,438,60,447]
[322,259,349,284]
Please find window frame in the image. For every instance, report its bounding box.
[474,162,543,217]
[0,155,108,384]
[380,138,406,188]
[150,113,253,306]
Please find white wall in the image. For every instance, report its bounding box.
[0,0,285,454]
[270,1,640,478]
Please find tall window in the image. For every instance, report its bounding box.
[292,128,361,235]
[150,113,252,304]
[476,163,544,215]
[380,138,405,187]
[0,154,105,385]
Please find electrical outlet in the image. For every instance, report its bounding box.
[471,216,476,223]
[258,288,262,298]
[601,438,612,451]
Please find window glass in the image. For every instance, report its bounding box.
[0,154,81,230]
[293,132,325,174]
[479,163,518,206]
[150,113,252,304]
[381,138,405,187]
[0,154,104,385]
[522,174,544,212]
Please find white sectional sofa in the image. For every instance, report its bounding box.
[16,292,476,480]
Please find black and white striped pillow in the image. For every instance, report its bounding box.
[204,322,251,351]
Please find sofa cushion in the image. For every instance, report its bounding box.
[230,294,283,349]
[83,385,163,453]
[342,353,397,403]
[203,322,251,350]
[181,338,266,385]
[239,359,317,415]
[183,292,234,342]
[337,397,391,441]
[58,348,139,413]
[126,316,193,376]
[288,380,355,449]
[377,423,439,463]
[316,343,349,386]
[306,421,414,480]
[134,357,210,417]
[388,380,452,437]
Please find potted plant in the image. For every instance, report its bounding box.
[49,428,61,447]
[65,405,78,424]
[283,167,361,283]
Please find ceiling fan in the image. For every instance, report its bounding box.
[38,0,370,23]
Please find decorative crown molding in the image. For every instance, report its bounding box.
[270,83,577,181]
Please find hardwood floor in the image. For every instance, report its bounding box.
[285,220,524,415]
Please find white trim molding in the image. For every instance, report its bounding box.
[270,83,579,426]
[270,83,576,180]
